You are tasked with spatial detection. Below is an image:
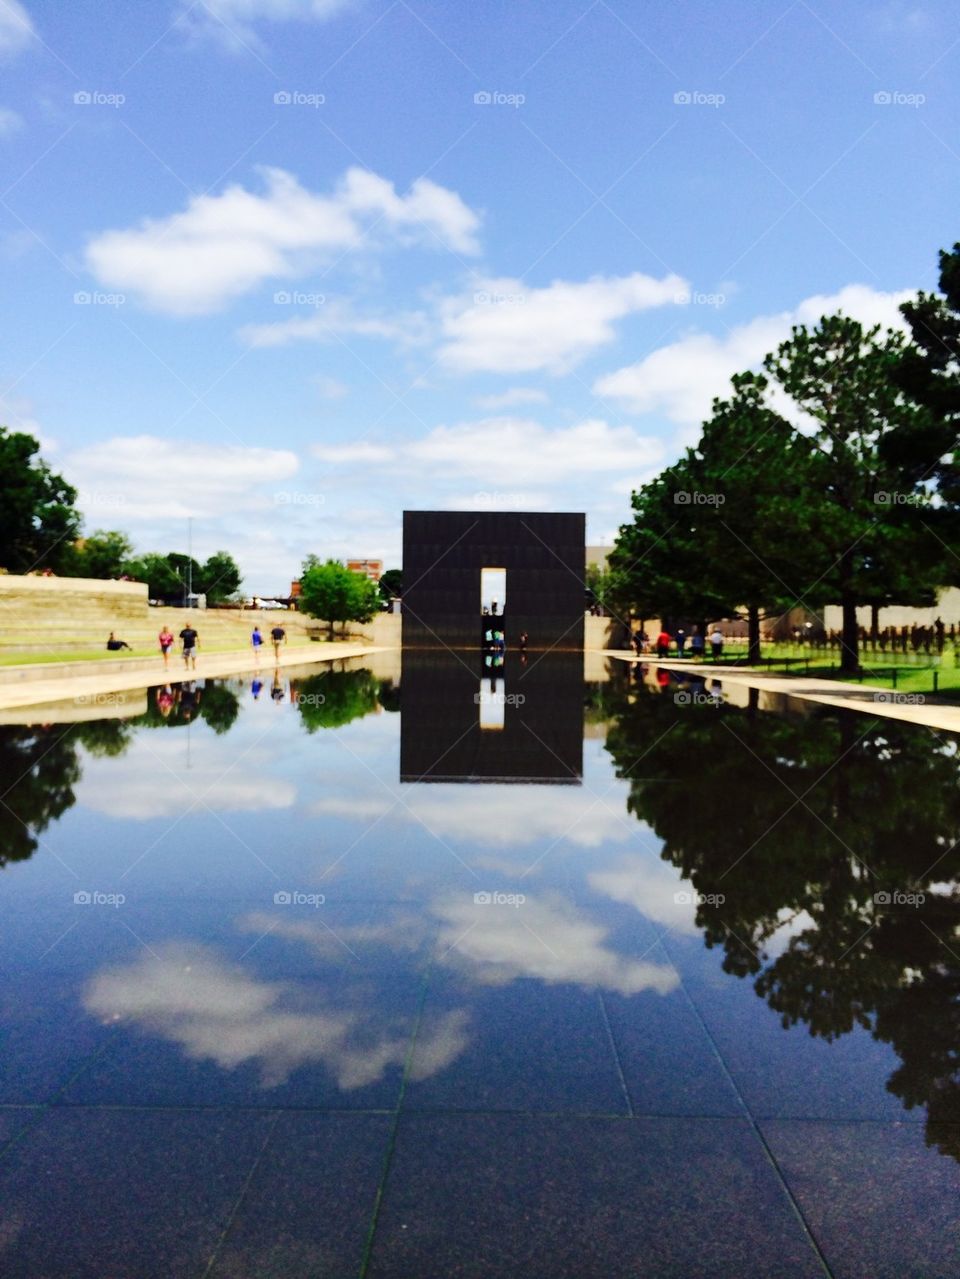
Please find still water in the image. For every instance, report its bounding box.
[0,652,958,1278]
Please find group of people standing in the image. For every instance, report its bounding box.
[634,625,725,660]
[155,622,287,670]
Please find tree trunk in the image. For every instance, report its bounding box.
[747,604,761,665]
[840,591,859,674]
[870,603,879,646]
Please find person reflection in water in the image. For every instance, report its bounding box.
[156,685,175,718]
[271,669,284,702]
[251,675,263,700]
[179,681,201,721]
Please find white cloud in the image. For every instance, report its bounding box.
[0,106,23,135]
[240,299,431,349]
[0,1,33,55]
[588,853,704,936]
[84,942,469,1090]
[432,892,679,996]
[178,0,359,49]
[437,271,688,374]
[474,387,549,410]
[85,166,481,315]
[595,284,914,426]
[64,435,299,521]
[79,735,296,819]
[312,417,664,489]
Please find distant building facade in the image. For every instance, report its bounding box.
[346,559,383,582]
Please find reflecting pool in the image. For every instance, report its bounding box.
[0,653,958,1277]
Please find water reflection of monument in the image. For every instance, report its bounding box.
[400,651,583,784]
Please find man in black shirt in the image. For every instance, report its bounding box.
[271,624,286,660]
[179,625,199,669]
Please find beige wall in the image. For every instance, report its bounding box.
[0,574,148,628]
[823,587,960,631]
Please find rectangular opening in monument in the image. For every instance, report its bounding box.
[480,567,506,617]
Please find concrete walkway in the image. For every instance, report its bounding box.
[601,650,960,734]
[0,643,394,712]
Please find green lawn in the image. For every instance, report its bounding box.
[0,638,319,667]
[713,641,960,697]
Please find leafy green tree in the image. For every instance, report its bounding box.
[294,668,381,729]
[0,426,81,573]
[378,567,403,603]
[124,552,182,601]
[62,529,134,580]
[604,678,960,1158]
[299,559,381,638]
[894,242,960,507]
[611,371,818,660]
[764,315,946,673]
[0,725,81,866]
[165,553,203,602]
[200,550,242,604]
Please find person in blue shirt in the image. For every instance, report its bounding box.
[251,626,264,666]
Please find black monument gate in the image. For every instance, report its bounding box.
[401,511,585,651]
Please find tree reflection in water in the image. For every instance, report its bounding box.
[604,665,960,1159]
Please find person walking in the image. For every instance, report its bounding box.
[690,628,705,660]
[676,627,687,656]
[656,628,672,658]
[270,623,286,661]
[179,622,199,670]
[709,626,723,660]
[251,625,264,666]
[159,625,174,668]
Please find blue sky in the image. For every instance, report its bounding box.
[1,0,958,590]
